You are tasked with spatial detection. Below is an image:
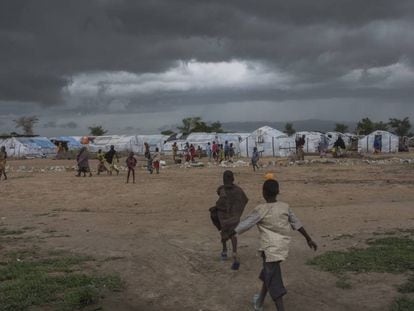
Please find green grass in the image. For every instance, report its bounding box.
[398,275,414,294]
[308,237,414,274]
[391,297,414,311]
[0,251,123,311]
[0,228,25,236]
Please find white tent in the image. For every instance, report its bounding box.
[358,130,399,153]
[136,135,169,154]
[324,132,351,149]
[295,131,324,153]
[0,137,57,158]
[239,126,295,157]
[89,135,140,153]
[185,133,218,150]
[163,139,187,155]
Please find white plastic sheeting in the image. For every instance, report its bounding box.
[295,131,324,153]
[89,135,141,153]
[0,137,57,158]
[358,130,399,153]
[185,133,218,150]
[239,126,295,157]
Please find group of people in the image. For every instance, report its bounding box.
[210,170,317,311]
[207,141,236,163]
[75,143,161,183]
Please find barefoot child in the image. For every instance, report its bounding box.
[209,170,248,270]
[126,152,137,183]
[224,179,317,310]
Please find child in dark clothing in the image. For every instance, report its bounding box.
[126,152,137,183]
[210,170,248,270]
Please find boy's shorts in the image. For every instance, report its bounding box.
[153,161,160,169]
[259,252,287,300]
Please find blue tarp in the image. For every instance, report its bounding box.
[17,137,56,149]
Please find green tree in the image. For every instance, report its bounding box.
[177,117,223,134]
[88,125,107,136]
[209,121,224,133]
[388,117,411,137]
[356,118,374,135]
[13,115,39,135]
[373,121,388,131]
[284,123,296,136]
[161,130,175,136]
[334,123,348,133]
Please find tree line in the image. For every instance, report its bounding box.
[4,115,413,138]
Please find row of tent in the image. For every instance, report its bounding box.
[0,127,401,158]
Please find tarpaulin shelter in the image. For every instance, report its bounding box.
[0,137,57,158]
[358,130,399,153]
[294,131,324,153]
[239,126,295,157]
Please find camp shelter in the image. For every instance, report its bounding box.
[49,136,83,150]
[163,139,187,155]
[324,131,356,150]
[358,130,399,153]
[294,131,324,153]
[136,135,169,154]
[89,135,140,153]
[217,133,250,156]
[0,137,56,158]
[239,126,295,157]
[185,133,218,150]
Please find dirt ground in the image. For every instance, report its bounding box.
[1,154,414,311]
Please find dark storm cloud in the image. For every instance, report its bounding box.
[0,0,413,119]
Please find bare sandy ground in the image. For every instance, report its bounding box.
[1,155,413,310]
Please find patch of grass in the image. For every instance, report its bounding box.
[335,275,352,289]
[0,228,25,236]
[332,234,354,241]
[78,208,91,212]
[398,275,414,293]
[0,252,123,311]
[391,297,414,311]
[308,237,414,274]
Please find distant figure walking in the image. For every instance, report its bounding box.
[0,146,8,181]
[152,147,161,174]
[251,147,260,171]
[97,149,109,174]
[172,142,179,163]
[144,142,153,174]
[105,145,120,175]
[126,152,137,183]
[76,147,92,177]
[295,135,305,161]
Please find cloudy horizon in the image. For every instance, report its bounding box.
[1,0,413,135]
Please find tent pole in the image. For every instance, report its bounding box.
[246,138,249,157]
[272,137,275,157]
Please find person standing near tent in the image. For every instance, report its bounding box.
[126,152,137,183]
[295,135,305,161]
[209,170,248,270]
[105,145,119,175]
[252,147,260,171]
[172,142,179,163]
[224,141,230,160]
[229,143,235,162]
[76,147,92,177]
[318,135,329,158]
[144,142,153,174]
[190,144,196,162]
[212,141,219,161]
[152,147,161,174]
[333,136,346,158]
[0,146,8,181]
[206,142,212,161]
[222,179,317,311]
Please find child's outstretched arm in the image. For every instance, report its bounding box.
[288,209,317,251]
[222,210,263,241]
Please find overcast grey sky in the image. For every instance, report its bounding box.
[0,0,413,135]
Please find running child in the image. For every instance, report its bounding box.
[126,152,137,183]
[223,179,317,310]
